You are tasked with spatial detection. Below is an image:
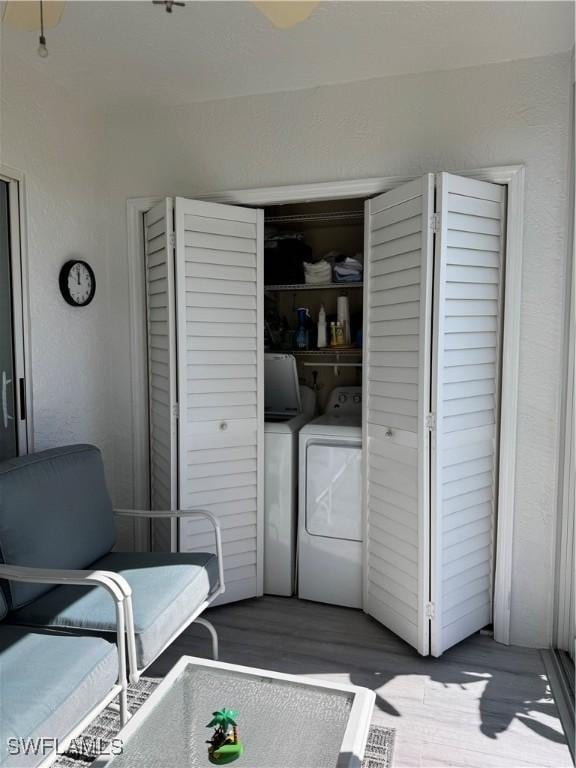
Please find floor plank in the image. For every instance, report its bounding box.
[149,596,572,768]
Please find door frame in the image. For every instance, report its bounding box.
[554,74,575,657]
[0,165,33,455]
[126,164,525,644]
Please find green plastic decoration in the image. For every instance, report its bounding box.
[206,708,243,764]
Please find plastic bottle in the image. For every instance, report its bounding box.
[296,307,309,350]
[337,295,351,346]
[317,305,327,348]
[334,322,345,346]
[330,321,345,347]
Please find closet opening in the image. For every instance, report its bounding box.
[262,197,366,606]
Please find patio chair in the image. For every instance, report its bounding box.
[0,444,224,685]
[0,563,131,767]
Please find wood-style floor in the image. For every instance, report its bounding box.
[149,596,572,768]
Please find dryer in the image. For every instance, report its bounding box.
[298,386,363,608]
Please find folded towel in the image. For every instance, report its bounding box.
[304,259,332,284]
[305,272,332,284]
[334,256,363,282]
[334,273,362,283]
[304,259,331,274]
[334,256,363,273]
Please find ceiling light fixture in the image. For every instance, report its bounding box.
[252,2,320,29]
[152,0,185,13]
[37,0,48,57]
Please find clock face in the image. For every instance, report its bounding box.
[59,260,96,306]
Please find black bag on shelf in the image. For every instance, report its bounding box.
[264,235,311,285]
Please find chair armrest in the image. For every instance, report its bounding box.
[114,508,225,595]
[0,563,132,602]
[0,563,135,693]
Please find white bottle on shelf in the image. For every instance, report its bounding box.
[317,305,327,348]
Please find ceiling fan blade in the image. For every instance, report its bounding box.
[2,0,65,30]
[252,1,320,29]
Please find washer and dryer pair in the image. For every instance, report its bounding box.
[264,353,363,608]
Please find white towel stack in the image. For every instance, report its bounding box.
[303,260,332,285]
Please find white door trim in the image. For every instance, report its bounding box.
[126,165,524,641]
[0,165,33,455]
[554,75,575,656]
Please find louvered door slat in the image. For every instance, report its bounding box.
[430,173,505,656]
[364,175,434,655]
[144,199,177,552]
[175,197,264,605]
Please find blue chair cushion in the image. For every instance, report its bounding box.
[0,626,118,767]
[10,551,219,668]
[0,445,116,608]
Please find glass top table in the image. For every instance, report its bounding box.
[94,656,375,768]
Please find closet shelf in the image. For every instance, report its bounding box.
[266,210,363,225]
[303,361,362,369]
[264,282,363,292]
[290,349,362,357]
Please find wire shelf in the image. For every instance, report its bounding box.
[266,210,364,225]
[291,348,362,357]
[264,282,363,292]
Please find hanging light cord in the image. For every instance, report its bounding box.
[38,0,48,58]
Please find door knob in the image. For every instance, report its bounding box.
[219,422,228,432]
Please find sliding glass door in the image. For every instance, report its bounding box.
[0,179,28,461]
[0,181,19,460]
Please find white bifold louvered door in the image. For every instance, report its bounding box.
[144,199,178,552]
[364,173,505,656]
[430,173,505,656]
[174,198,264,605]
[363,175,435,656]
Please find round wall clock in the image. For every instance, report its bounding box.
[59,260,96,307]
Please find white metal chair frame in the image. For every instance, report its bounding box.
[0,563,132,768]
[113,508,225,683]
[0,507,223,767]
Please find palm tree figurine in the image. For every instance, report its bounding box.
[206,708,243,764]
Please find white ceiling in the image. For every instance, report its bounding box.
[3,1,574,110]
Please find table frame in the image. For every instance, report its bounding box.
[93,655,375,768]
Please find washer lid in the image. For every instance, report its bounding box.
[265,353,301,418]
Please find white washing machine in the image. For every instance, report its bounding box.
[264,354,316,596]
[298,386,363,609]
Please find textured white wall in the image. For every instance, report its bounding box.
[0,62,119,492]
[105,53,572,647]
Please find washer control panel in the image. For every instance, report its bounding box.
[325,386,363,415]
